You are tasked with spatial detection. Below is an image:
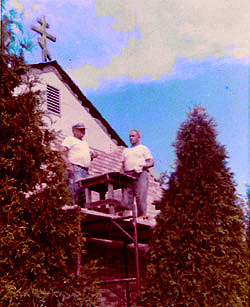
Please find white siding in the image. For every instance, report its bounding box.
[37,71,118,153]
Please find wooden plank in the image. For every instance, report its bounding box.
[85,198,121,207]
[107,182,114,198]
[85,199,127,213]
[86,188,92,203]
[81,172,136,192]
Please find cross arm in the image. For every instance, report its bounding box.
[31,26,56,42]
[31,25,43,35]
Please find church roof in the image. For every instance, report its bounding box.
[30,61,127,147]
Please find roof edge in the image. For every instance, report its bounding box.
[30,61,127,147]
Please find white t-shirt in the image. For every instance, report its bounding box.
[122,144,153,172]
[62,136,91,168]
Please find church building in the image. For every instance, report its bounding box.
[30,60,162,221]
[30,60,163,306]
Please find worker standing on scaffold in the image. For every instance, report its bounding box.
[61,123,98,207]
[121,129,154,218]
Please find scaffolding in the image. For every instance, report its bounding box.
[78,172,153,306]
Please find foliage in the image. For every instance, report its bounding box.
[245,184,250,200]
[246,187,250,272]
[1,0,34,57]
[157,171,169,190]
[0,53,101,306]
[138,106,249,306]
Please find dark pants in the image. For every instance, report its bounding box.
[125,170,149,217]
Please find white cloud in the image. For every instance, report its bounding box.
[30,4,43,10]
[10,0,25,11]
[25,0,93,9]
[70,0,250,89]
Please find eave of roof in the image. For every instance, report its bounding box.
[30,61,127,147]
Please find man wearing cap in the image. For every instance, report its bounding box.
[121,129,154,218]
[61,123,97,207]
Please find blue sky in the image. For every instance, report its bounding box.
[6,0,250,198]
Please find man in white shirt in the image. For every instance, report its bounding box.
[61,123,97,206]
[121,129,154,217]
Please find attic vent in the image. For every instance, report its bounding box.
[46,84,60,114]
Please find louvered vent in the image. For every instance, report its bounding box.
[47,84,60,114]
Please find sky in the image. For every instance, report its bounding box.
[5,0,250,198]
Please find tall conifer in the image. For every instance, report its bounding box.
[0,33,100,307]
[138,106,249,306]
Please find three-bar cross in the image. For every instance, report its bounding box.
[31,17,56,62]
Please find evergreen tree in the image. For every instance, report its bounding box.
[1,0,34,57]
[138,106,249,306]
[246,186,250,275]
[0,49,100,307]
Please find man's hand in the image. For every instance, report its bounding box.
[90,151,98,160]
[61,146,72,172]
[66,163,73,173]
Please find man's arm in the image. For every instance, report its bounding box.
[120,149,126,173]
[143,158,154,170]
[60,145,72,172]
[90,150,98,161]
[120,161,125,173]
